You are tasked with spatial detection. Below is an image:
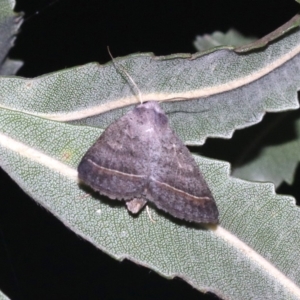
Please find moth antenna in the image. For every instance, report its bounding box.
[107,47,143,104]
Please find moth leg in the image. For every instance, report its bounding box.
[146,205,156,223]
[126,199,156,223]
[126,198,147,214]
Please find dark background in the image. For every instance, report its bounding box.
[0,0,299,299]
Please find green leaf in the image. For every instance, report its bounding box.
[0,1,22,298]
[235,13,300,53]
[2,7,300,300]
[196,16,300,187]
[0,58,22,76]
[194,29,256,52]
[233,110,300,187]
[1,14,300,145]
[0,107,300,299]
[0,0,23,75]
[0,290,9,300]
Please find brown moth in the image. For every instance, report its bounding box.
[78,101,219,223]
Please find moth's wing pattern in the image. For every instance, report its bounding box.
[78,109,150,200]
[146,104,219,223]
[78,101,219,224]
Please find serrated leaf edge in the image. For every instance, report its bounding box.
[1,131,300,297]
[2,40,300,122]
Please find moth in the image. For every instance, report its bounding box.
[78,100,219,224]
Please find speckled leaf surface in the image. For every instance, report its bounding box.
[1,14,300,145]
[0,106,300,299]
[1,6,300,299]
[0,290,9,300]
[0,1,21,299]
[0,0,23,75]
